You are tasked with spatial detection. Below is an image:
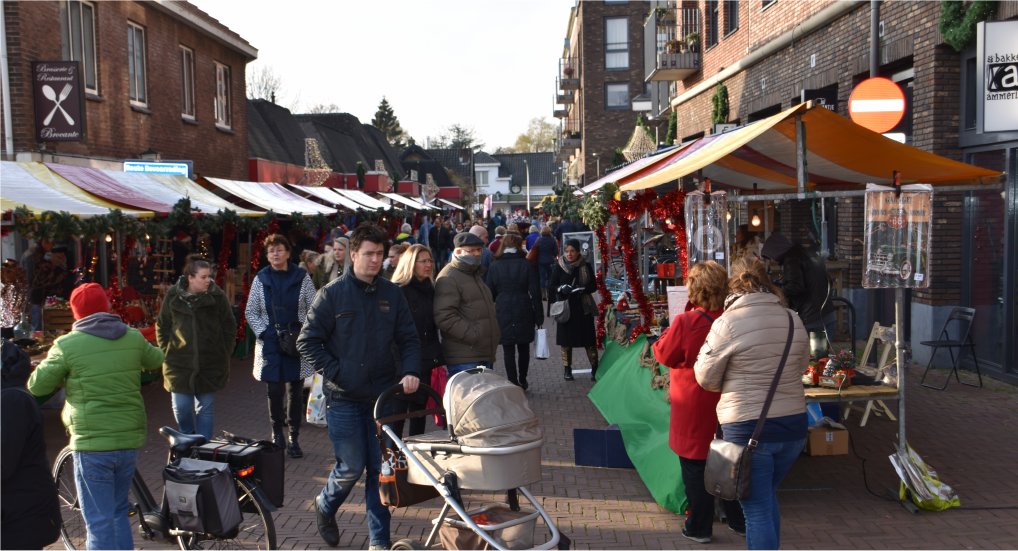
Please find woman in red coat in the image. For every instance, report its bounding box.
[652,261,745,543]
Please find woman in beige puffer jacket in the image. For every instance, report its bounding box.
[694,257,808,550]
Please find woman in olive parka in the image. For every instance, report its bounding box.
[156,254,236,439]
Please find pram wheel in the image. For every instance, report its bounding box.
[391,538,426,550]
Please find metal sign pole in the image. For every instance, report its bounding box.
[895,286,907,451]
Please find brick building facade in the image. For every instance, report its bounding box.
[555,0,649,185]
[1,1,255,179]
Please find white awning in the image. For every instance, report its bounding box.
[104,170,256,215]
[437,198,465,210]
[334,189,389,210]
[290,185,363,212]
[204,178,336,215]
[377,192,438,211]
[147,175,263,216]
[0,161,151,217]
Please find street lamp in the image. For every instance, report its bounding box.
[523,159,531,214]
[591,152,600,178]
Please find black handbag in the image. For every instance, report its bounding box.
[264,281,301,358]
[704,311,795,501]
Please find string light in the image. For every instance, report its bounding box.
[751,211,762,227]
[105,234,113,243]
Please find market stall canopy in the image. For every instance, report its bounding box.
[337,189,390,211]
[101,170,260,215]
[146,175,263,216]
[290,185,364,212]
[620,103,1002,192]
[581,144,686,193]
[377,191,438,211]
[47,162,178,212]
[1,161,151,217]
[203,177,337,215]
[436,198,465,211]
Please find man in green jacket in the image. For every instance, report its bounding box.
[28,283,164,550]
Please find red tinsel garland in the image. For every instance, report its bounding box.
[235,218,279,341]
[215,222,236,288]
[608,191,656,343]
[594,224,611,349]
[650,189,690,280]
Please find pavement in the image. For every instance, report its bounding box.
[42,320,1018,550]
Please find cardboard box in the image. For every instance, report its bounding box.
[807,426,849,456]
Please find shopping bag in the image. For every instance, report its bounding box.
[428,366,448,426]
[305,373,327,426]
[535,328,550,359]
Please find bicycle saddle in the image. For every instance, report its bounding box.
[158,426,208,454]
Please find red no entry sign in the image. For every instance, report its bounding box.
[848,77,905,133]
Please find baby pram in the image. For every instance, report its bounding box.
[374,369,563,550]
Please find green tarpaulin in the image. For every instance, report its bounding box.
[588,335,686,514]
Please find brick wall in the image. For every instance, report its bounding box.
[577,0,650,182]
[1,1,251,180]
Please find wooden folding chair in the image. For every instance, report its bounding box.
[842,322,897,427]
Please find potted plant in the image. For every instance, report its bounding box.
[563,66,575,78]
[685,32,700,52]
[665,39,684,55]
[655,6,670,21]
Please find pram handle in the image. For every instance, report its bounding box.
[373,382,445,425]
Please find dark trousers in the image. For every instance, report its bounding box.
[503,342,530,385]
[266,380,303,436]
[679,456,745,537]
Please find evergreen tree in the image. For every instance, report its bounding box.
[372,97,407,148]
[665,109,677,145]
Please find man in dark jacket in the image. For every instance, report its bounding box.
[2,339,62,550]
[761,233,833,334]
[434,232,500,379]
[297,223,421,550]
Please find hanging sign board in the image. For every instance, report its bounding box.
[562,231,600,270]
[978,20,1018,133]
[862,183,933,289]
[683,190,730,273]
[124,161,192,178]
[33,61,85,141]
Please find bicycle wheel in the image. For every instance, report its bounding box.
[53,447,148,550]
[53,446,87,550]
[177,477,276,550]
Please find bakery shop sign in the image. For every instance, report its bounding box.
[33,61,85,142]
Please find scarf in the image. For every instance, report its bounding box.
[557,255,591,287]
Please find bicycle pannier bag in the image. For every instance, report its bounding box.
[163,458,242,537]
[550,299,570,323]
[197,435,285,508]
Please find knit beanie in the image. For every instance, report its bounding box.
[70,283,110,320]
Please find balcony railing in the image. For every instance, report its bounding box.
[557,90,575,105]
[645,7,701,82]
[559,57,579,90]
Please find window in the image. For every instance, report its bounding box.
[605,17,629,70]
[724,0,739,35]
[707,0,719,47]
[606,83,629,109]
[180,46,196,119]
[127,22,147,106]
[475,171,489,187]
[64,0,98,93]
[762,0,777,8]
[215,62,231,128]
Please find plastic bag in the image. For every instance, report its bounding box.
[890,443,961,511]
[535,328,550,359]
[305,373,327,426]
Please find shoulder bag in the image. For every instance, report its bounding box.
[704,311,795,501]
[262,275,301,358]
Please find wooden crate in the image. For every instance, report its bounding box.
[43,308,75,332]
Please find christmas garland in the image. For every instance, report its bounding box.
[594,224,612,349]
[940,0,997,52]
[235,218,279,341]
[608,191,658,343]
[215,222,236,288]
[649,188,689,280]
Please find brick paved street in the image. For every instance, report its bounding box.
[43,323,1018,549]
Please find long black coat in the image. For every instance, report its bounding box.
[400,276,444,368]
[486,251,544,345]
[548,260,597,348]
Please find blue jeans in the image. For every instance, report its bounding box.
[446,362,492,380]
[73,449,138,550]
[171,392,215,439]
[319,400,390,548]
[739,438,805,550]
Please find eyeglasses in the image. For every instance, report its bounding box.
[415,259,434,265]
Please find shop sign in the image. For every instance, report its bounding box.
[123,161,192,178]
[978,20,1018,133]
[33,61,85,142]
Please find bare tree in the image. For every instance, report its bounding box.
[305,103,341,114]
[247,65,283,102]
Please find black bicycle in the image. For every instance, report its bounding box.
[52,426,277,550]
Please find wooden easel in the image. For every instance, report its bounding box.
[842,322,898,426]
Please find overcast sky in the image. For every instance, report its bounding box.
[190,0,575,151]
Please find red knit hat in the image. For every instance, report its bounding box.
[70,283,110,320]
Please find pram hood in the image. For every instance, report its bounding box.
[444,371,543,448]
